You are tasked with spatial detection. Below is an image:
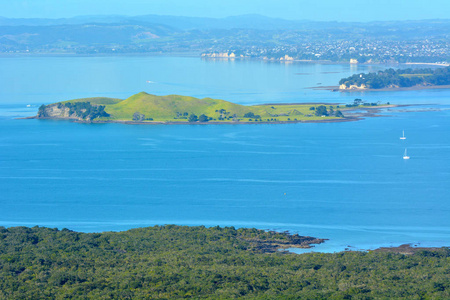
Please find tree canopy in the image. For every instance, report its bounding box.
[315,105,328,116]
[188,113,198,122]
[0,225,449,299]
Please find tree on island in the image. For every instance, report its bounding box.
[188,114,198,122]
[244,112,261,120]
[198,114,209,122]
[335,110,344,118]
[315,105,328,116]
[353,98,363,106]
[328,106,334,115]
[217,109,227,119]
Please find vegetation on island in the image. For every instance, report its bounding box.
[339,66,450,89]
[343,98,389,108]
[36,92,352,123]
[0,225,449,299]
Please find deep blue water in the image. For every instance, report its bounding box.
[1,56,450,252]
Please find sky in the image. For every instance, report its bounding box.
[0,0,449,22]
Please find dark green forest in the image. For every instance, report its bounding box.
[339,66,450,89]
[1,225,449,299]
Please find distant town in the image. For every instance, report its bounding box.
[201,39,449,64]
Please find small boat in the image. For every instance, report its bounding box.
[400,130,406,140]
[403,148,410,160]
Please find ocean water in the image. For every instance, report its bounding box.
[1,56,450,252]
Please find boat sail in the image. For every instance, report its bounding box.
[400,130,406,140]
[403,148,410,159]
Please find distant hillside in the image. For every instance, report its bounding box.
[0,23,177,48]
[36,92,347,123]
[1,15,449,63]
[339,66,450,90]
[1,14,450,32]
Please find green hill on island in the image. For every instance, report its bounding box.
[60,97,124,105]
[106,93,252,120]
[37,92,349,123]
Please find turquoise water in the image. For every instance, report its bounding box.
[1,56,450,252]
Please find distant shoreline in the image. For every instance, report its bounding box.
[1,53,448,68]
[340,85,450,92]
[404,62,449,67]
[309,85,450,92]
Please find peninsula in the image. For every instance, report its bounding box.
[1,225,449,299]
[33,92,389,124]
[339,66,450,91]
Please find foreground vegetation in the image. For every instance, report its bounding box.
[1,225,449,299]
[36,92,351,123]
[339,66,450,89]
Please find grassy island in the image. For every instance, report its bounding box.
[339,66,450,90]
[35,92,357,124]
[1,225,449,299]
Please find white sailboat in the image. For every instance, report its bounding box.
[400,130,406,140]
[403,148,410,160]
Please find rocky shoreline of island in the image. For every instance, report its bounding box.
[24,113,370,125]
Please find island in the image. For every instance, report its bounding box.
[339,66,450,91]
[33,92,391,124]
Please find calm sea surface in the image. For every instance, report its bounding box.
[1,56,449,252]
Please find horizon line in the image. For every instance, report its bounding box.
[1,13,449,24]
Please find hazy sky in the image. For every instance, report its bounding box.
[0,0,449,21]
